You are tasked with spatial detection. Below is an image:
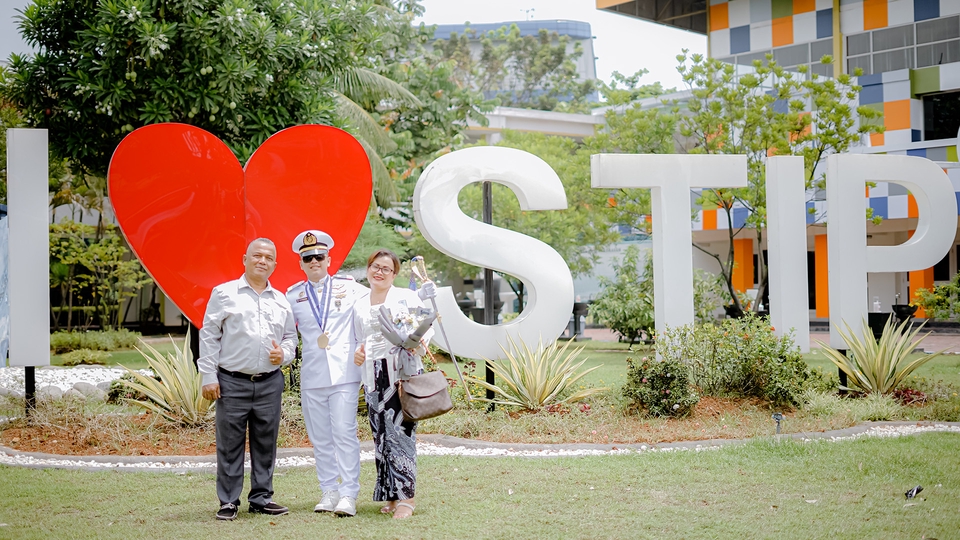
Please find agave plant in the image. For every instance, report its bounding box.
[119,334,213,426]
[817,317,945,395]
[466,336,606,411]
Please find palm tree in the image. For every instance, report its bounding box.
[332,67,422,207]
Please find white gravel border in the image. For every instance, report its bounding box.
[1,423,958,471]
[0,365,152,395]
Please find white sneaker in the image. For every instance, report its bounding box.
[314,490,340,513]
[334,496,357,517]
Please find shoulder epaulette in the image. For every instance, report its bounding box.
[286,280,305,293]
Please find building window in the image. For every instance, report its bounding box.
[847,55,872,75]
[917,40,960,67]
[917,16,960,44]
[719,39,834,78]
[872,25,914,51]
[873,49,915,71]
[847,17,960,75]
[847,33,871,56]
[922,89,960,140]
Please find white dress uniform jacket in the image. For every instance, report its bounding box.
[286,274,368,389]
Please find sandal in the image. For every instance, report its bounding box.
[380,503,396,514]
[393,501,415,520]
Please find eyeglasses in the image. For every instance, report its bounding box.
[369,263,395,275]
[301,254,327,263]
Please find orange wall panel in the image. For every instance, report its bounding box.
[596,0,631,8]
[863,0,888,30]
[702,209,717,230]
[907,193,918,218]
[733,238,755,293]
[815,234,829,318]
[910,267,934,318]
[710,3,729,31]
[772,16,794,47]
[870,132,885,147]
[883,100,911,131]
[793,0,816,13]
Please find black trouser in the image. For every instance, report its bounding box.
[215,369,284,507]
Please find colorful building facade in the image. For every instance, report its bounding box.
[599,0,960,319]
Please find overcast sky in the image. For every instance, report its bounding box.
[1,0,707,89]
[0,0,29,63]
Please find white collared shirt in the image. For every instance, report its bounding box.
[352,286,434,391]
[198,274,298,386]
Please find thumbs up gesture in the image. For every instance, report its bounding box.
[354,344,366,366]
[269,339,284,365]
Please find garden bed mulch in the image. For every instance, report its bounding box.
[0,397,814,457]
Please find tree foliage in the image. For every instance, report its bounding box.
[50,220,152,330]
[589,245,654,345]
[369,4,497,204]
[675,51,882,312]
[0,92,25,205]
[434,24,596,113]
[588,69,679,233]
[590,245,729,344]
[4,0,390,176]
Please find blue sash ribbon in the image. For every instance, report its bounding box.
[305,277,332,333]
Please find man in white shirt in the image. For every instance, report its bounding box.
[286,230,368,517]
[198,238,297,521]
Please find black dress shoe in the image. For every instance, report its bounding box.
[249,502,289,516]
[216,503,238,521]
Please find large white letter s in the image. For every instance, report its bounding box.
[413,146,574,360]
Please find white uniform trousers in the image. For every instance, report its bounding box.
[301,381,361,498]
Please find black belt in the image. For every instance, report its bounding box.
[218,367,280,382]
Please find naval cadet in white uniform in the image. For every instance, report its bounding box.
[286,230,368,517]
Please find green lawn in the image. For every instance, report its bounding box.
[569,340,960,392]
[1,433,958,539]
[50,341,182,371]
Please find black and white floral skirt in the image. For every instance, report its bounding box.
[366,357,419,501]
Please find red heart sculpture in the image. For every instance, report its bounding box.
[109,123,372,327]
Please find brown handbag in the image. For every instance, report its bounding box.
[398,370,453,421]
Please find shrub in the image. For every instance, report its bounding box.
[50,329,142,354]
[466,337,606,411]
[622,355,699,417]
[913,271,960,321]
[107,373,150,404]
[657,314,817,405]
[589,245,654,344]
[60,348,111,366]
[817,317,944,395]
[119,334,213,426]
[591,248,732,344]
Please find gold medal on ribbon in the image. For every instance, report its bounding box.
[317,332,330,349]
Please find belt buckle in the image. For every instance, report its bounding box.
[250,372,262,382]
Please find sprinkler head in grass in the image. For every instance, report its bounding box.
[771,412,784,434]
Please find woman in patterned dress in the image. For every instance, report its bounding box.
[352,249,434,519]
